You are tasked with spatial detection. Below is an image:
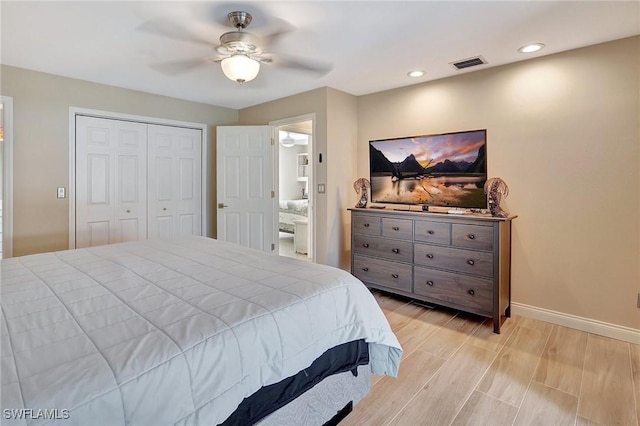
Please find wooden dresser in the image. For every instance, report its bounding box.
[349,208,515,333]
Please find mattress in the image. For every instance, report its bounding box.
[0,237,401,425]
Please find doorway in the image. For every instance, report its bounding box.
[273,117,314,261]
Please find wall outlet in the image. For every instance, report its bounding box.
[318,184,325,194]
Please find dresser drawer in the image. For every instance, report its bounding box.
[414,220,450,245]
[353,255,412,292]
[352,214,381,235]
[414,243,493,277]
[452,224,493,251]
[382,218,413,240]
[353,235,413,263]
[414,266,492,314]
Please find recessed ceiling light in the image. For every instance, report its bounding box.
[518,43,545,53]
[407,70,425,78]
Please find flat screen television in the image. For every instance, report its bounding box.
[369,129,487,208]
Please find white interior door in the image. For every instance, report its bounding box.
[147,124,202,239]
[75,116,147,248]
[216,125,274,252]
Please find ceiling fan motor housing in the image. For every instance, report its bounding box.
[218,31,260,55]
[227,11,252,29]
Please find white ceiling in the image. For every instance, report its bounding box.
[2,1,639,110]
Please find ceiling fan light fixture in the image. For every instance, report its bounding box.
[280,132,296,148]
[221,54,260,84]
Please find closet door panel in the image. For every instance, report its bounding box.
[119,218,140,242]
[76,116,147,248]
[88,221,110,247]
[114,125,147,243]
[155,216,174,239]
[147,125,202,239]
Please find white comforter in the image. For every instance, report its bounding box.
[1,237,401,425]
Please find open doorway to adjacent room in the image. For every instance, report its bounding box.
[273,118,313,261]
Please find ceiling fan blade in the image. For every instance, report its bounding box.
[258,17,296,49]
[269,54,333,76]
[150,58,214,76]
[137,18,213,47]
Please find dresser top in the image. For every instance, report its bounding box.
[348,207,517,222]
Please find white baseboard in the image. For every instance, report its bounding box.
[511,302,640,344]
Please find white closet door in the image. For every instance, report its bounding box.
[147,124,202,239]
[75,116,147,248]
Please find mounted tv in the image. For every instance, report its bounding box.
[369,129,487,208]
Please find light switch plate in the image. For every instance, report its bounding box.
[57,187,66,198]
[318,184,325,194]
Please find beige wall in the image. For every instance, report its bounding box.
[326,88,358,269]
[0,65,238,256]
[357,37,640,330]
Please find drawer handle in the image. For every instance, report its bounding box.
[468,289,475,295]
[426,280,434,286]
[392,274,399,279]
[428,230,435,235]
[363,223,370,228]
[392,248,400,254]
[362,243,369,248]
[467,259,475,265]
[426,254,434,259]
[468,234,476,240]
[392,226,400,231]
[362,267,369,272]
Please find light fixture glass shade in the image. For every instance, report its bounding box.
[221,55,260,83]
[280,132,295,148]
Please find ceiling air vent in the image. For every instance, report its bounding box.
[450,56,487,70]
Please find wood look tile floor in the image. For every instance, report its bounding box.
[344,290,640,426]
[278,232,309,261]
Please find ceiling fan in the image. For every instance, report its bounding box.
[216,11,275,84]
[140,10,332,84]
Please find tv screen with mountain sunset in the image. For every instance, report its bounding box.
[369,129,487,208]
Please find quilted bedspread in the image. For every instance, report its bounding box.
[0,237,401,425]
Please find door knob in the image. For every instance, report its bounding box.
[162,208,167,211]
[218,203,228,208]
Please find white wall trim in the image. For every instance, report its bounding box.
[1,96,14,258]
[68,107,209,249]
[269,113,316,262]
[511,302,640,344]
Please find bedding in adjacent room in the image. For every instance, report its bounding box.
[278,199,308,233]
[0,236,401,425]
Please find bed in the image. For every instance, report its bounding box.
[0,236,402,425]
[279,199,308,233]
